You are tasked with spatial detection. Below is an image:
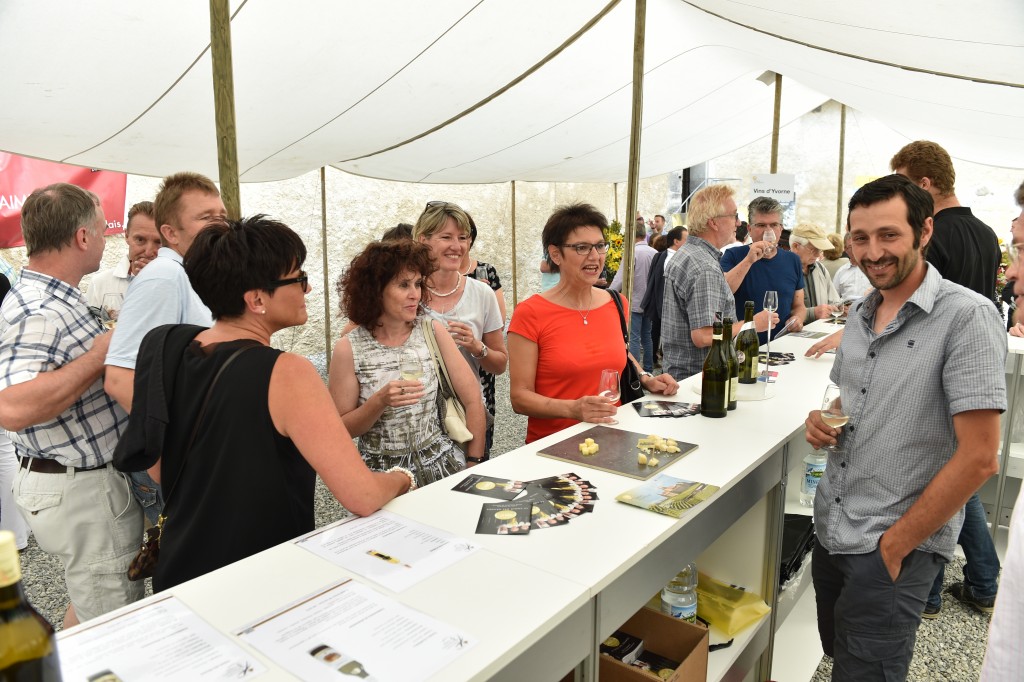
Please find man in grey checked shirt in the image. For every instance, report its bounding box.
[0,183,143,627]
[805,174,1005,681]
[661,184,777,379]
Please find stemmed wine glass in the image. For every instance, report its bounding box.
[829,304,844,325]
[101,293,123,330]
[763,227,778,255]
[820,384,849,451]
[762,291,778,382]
[598,369,621,425]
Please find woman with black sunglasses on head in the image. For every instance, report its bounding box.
[114,216,411,591]
[507,203,678,444]
[413,201,507,463]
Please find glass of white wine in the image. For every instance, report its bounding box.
[101,293,123,330]
[820,383,849,452]
[762,290,778,381]
[399,349,423,382]
[829,304,843,324]
[598,369,621,425]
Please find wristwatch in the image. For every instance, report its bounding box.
[640,370,654,378]
[472,345,489,359]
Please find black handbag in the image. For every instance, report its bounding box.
[609,291,646,404]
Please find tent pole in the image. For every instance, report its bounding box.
[614,182,619,223]
[770,73,782,174]
[622,0,647,305]
[511,180,518,309]
[835,104,847,232]
[208,0,241,219]
[320,167,332,372]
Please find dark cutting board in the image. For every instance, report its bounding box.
[536,425,698,480]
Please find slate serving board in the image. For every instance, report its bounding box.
[536,425,698,480]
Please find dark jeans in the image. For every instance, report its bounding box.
[128,470,164,526]
[926,493,1000,607]
[629,313,654,373]
[813,542,944,681]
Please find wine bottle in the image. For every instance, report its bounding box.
[700,317,729,418]
[722,316,738,411]
[0,531,62,681]
[736,301,760,384]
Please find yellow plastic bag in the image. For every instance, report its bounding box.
[695,572,771,637]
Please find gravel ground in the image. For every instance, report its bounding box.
[18,359,991,680]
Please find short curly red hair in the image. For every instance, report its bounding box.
[339,240,437,328]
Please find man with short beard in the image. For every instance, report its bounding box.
[806,174,1005,680]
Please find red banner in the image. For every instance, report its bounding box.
[0,153,128,248]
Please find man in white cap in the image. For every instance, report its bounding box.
[790,223,841,324]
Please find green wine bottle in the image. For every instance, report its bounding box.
[722,316,738,410]
[0,531,62,681]
[701,317,729,418]
[736,301,760,384]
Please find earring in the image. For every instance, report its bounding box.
[260,310,266,315]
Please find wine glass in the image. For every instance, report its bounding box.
[101,293,123,330]
[820,384,849,452]
[399,349,423,382]
[763,228,777,255]
[598,369,621,425]
[829,304,844,324]
[762,291,778,381]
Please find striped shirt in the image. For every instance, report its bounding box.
[661,235,735,379]
[0,270,126,468]
[815,265,1007,561]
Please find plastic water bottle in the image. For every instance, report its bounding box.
[660,562,698,623]
[800,451,827,507]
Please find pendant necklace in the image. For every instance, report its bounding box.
[571,289,593,325]
[426,272,462,297]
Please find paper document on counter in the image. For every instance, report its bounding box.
[295,509,480,592]
[57,595,265,681]
[237,580,474,682]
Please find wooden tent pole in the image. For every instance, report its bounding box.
[835,104,847,232]
[208,0,241,219]
[511,180,518,309]
[770,73,783,174]
[320,167,332,371]
[622,0,647,304]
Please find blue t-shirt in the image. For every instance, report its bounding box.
[720,246,805,344]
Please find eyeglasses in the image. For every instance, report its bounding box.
[268,271,310,292]
[753,222,783,230]
[562,241,610,256]
[714,213,739,221]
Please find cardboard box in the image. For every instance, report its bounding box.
[599,607,708,682]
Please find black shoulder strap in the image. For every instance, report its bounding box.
[609,290,630,349]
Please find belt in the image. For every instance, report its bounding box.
[19,457,107,474]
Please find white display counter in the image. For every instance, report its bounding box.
[59,321,845,681]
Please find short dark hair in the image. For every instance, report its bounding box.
[541,203,609,274]
[467,212,478,247]
[735,221,749,243]
[184,215,307,320]
[20,183,101,256]
[651,235,668,252]
[654,214,665,221]
[1015,180,1024,208]
[340,240,436,329]
[381,223,413,241]
[665,226,685,244]
[847,174,933,249]
[748,196,782,224]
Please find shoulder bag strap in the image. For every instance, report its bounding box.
[160,343,257,517]
[421,319,456,400]
[609,290,630,349]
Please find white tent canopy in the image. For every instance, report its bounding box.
[2,0,1022,183]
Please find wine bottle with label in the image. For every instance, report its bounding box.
[736,301,760,384]
[0,531,62,681]
[722,316,738,410]
[700,317,729,418]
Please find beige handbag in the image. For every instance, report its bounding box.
[421,320,473,450]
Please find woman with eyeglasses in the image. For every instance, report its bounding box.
[414,202,507,463]
[507,203,678,444]
[114,216,412,591]
[329,240,487,484]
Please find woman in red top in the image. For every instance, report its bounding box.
[508,203,678,443]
